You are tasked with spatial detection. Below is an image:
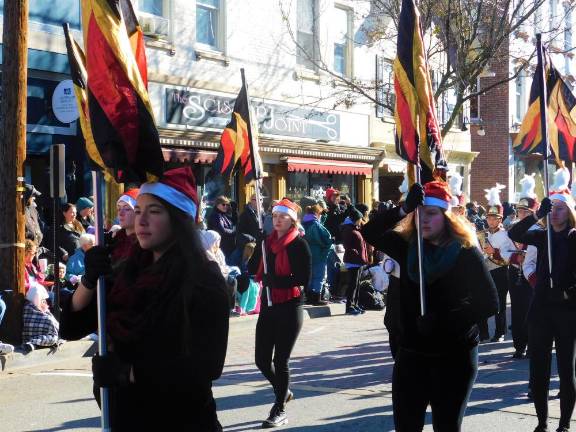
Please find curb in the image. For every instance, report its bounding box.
[0,303,347,373]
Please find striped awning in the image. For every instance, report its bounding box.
[162,148,217,164]
[286,157,372,176]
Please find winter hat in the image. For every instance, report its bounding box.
[139,166,199,218]
[349,207,364,222]
[517,197,538,212]
[300,196,318,209]
[23,184,41,202]
[325,188,340,203]
[272,198,300,222]
[199,230,221,251]
[117,188,140,210]
[484,183,506,217]
[76,197,94,213]
[423,181,452,210]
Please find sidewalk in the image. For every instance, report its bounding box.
[0,302,347,373]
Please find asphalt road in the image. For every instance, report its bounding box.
[0,309,573,431]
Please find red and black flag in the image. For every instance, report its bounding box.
[393,0,444,183]
[62,23,109,176]
[209,81,263,184]
[514,49,576,163]
[81,0,164,183]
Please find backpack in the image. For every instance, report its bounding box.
[358,279,385,311]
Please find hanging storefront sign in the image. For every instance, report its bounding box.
[165,88,340,142]
[52,79,79,124]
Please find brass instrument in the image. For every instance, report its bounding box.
[477,229,508,266]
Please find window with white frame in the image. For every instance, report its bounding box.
[196,0,222,50]
[375,56,395,117]
[515,73,525,123]
[334,7,352,76]
[135,0,169,40]
[297,0,318,70]
[565,4,572,75]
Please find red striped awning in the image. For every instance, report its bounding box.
[286,157,372,176]
[162,148,217,164]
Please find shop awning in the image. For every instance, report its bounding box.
[286,157,373,176]
[162,148,217,164]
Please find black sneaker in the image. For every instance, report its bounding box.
[556,427,569,432]
[533,424,548,432]
[262,404,288,428]
[512,350,526,359]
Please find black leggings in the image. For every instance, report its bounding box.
[392,346,478,431]
[478,266,508,338]
[255,300,303,406]
[346,267,360,309]
[529,308,576,429]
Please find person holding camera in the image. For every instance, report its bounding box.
[508,189,576,432]
[362,181,498,431]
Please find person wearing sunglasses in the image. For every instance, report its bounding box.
[208,195,237,259]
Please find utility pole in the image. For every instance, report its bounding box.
[0,0,29,300]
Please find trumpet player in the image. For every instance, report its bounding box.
[478,184,517,343]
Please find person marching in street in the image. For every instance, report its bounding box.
[341,207,369,315]
[60,166,230,431]
[477,184,517,343]
[507,175,541,360]
[508,169,576,432]
[362,181,498,431]
[255,198,311,428]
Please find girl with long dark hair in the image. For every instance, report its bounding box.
[362,182,498,431]
[256,198,311,428]
[508,188,576,432]
[60,167,230,431]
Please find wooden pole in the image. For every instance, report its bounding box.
[0,0,29,296]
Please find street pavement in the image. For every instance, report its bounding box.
[0,307,574,431]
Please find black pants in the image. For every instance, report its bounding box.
[346,267,360,310]
[508,266,533,353]
[392,346,478,431]
[478,266,508,339]
[529,308,576,429]
[255,300,303,406]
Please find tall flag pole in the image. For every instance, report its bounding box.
[69,2,165,430]
[392,0,444,316]
[535,34,554,289]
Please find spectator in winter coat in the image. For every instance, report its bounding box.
[228,234,260,315]
[57,203,85,261]
[207,195,237,258]
[324,188,346,242]
[263,200,279,236]
[24,239,53,294]
[302,203,333,305]
[76,197,95,231]
[66,233,95,281]
[341,207,369,315]
[200,230,239,307]
[22,284,61,353]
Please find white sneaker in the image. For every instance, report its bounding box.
[0,342,15,355]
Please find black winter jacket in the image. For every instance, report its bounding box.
[362,206,499,354]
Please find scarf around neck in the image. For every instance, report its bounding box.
[407,238,462,285]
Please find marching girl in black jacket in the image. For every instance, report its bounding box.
[508,190,576,432]
[256,198,311,428]
[362,182,498,431]
[60,167,230,431]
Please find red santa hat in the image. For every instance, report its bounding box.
[272,198,300,222]
[117,188,140,209]
[423,181,452,210]
[550,189,575,208]
[325,188,340,203]
[139,166,199,218]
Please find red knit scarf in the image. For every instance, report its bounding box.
[258,226,301,304]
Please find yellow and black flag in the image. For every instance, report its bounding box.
[209,81,263,184]
[81,0,164,183]
[393,0,444,183]
[62,23,109,176]
[514,49,576,163]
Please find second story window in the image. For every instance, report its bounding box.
[375,56,395,118]
[136,0,169,40]
[515,73,526,123]
[334,7,352,76]
[297,0,318,70]
[196,0,221,50]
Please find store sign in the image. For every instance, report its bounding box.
[51,80,79,124]
[165,89,340,141]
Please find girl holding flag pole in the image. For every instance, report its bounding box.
[362,181,498,431]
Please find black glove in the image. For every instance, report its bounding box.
[536,197,552,220]
[256,229,266,244]
[92,352,131,388]
[402,183,425,214]
[262,273,275,288]
[81,246,111,290]
[416,313,438,337]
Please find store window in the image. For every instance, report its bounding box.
[287,172,357,204]
[196,0,222,50]
[0,0,81,29]
[297,0,318,70]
